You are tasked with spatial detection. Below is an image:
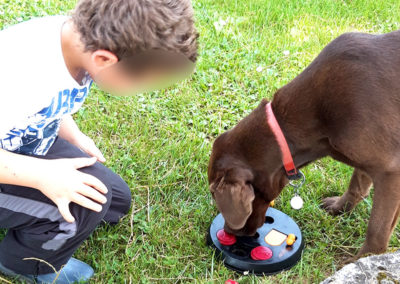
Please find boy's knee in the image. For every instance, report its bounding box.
[73,162,114,223]
[118,179,132,214]
[101,173,132,224]
[76,161,132,225]
[80,162,113,195]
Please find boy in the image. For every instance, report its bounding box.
[0,0,198,283]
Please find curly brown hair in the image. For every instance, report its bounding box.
[72,0,198,63]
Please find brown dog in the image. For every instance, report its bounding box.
[208,30,400,258]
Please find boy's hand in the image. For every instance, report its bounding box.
[74,133,106,163]
[59,115,106,163]
[38,157,108,223]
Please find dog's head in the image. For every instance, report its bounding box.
[208,100,289,236]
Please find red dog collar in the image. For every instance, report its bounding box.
[265,102,300,180]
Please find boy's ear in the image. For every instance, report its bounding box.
[91,50,118,70]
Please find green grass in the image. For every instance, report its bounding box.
[1,0,400,283]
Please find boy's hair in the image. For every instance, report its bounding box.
[72,0,198,64]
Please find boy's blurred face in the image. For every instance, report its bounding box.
[90,51,195,96]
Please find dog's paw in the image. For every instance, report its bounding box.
[321,196,347,215]
[341,255,358,266]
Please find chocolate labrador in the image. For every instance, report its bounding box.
[208,30,400,258]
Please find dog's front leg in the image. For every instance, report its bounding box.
[322,168,372,215]
[357,173,400,257]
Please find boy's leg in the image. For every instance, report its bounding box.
[38,137,132,225]
[0,137,131,275]
[102,169,132,224]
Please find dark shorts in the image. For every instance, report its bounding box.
[0,137,131,275]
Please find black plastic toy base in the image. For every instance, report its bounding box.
[207,208,304,275]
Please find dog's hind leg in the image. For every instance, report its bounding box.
[357,173,400,257]
[322,168,372,215]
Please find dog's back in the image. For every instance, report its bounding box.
[272,30,400,170]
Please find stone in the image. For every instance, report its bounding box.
[321,250,400,284]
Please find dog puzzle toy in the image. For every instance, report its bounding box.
[217,229,237,246]
[225,280,239,284]
[207,208,304,275]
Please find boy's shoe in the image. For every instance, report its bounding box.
[0,258,94,284]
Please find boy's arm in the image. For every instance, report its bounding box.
[0,149,108,222]
[59,114,106,162]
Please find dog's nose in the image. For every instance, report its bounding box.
[223,224,241,236]
[224,224,251,237]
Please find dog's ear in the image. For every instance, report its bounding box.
[210,168,255,230]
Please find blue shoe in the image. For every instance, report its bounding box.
[0,258,94,283]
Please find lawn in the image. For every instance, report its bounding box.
[1,0,400,283]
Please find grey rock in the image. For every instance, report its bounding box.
[321,250,400,284]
